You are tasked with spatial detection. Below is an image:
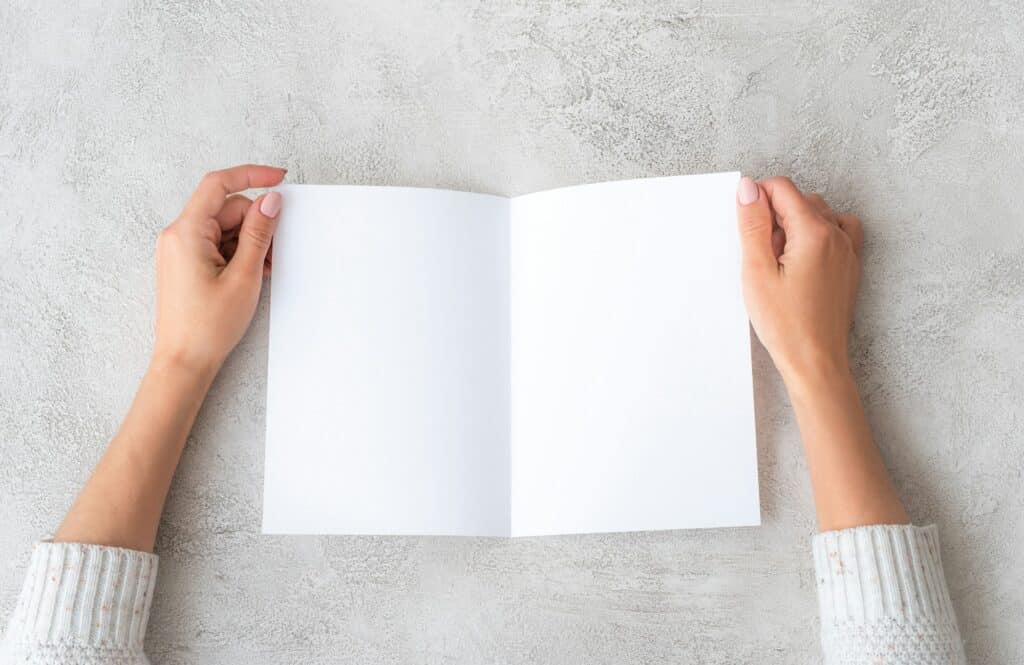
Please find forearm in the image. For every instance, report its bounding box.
[783,363,908,531]
[735,178,962,662]
[54,356,216,552]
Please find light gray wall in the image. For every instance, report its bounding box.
[1,1,1021,663]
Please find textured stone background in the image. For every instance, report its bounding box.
[1,1,1022,663]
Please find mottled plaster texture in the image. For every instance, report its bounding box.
[1,1,1022,663]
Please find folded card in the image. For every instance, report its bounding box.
[262,172,759,537]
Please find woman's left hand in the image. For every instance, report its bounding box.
[153,164,286,375]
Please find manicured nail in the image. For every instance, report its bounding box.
[260,191,282,217]
[737,176,759,205]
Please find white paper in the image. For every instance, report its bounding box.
[509,173,759,535]
[263,186,512,536]
[262,173,759,537]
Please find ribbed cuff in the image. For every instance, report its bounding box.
[813,524,957,627]
[5,542,158,649]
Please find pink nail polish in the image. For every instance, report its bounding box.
[260,191,282,217]
[737,176,759,205]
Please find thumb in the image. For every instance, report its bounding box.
[229,191,282,278]
[735,176,777,274]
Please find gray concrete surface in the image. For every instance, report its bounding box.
[1,1,1022,663]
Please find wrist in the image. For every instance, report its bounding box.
[777,355,856,403]
[149,348,222,387]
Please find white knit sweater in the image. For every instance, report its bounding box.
[1,525,964,664]
[1,543,156,664]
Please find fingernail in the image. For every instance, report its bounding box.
[260,191,282,217]
[737,176,759,205]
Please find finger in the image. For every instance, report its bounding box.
[805,192,837,224]
[215,194,253,230]
[837,213,864,256]
[226,191,282,279]
[185,164,286,218]
[736,176,778,274]
[759,176,820,232]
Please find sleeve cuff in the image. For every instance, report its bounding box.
[812,524,957,627]
[5,541,158,650]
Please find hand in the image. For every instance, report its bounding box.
[153,164,287,375]
[735,176,864,386]
[734,176,907,531]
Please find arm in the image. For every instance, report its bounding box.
[735,176,965,664]
[51,360,215,551]
[2,165,286,663]
[735,175,907,531]
[54,164,285,551]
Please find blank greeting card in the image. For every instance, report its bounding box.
[262,172,759,537]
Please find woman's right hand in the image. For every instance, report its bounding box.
[734,176,864,387]
[736,175,907,532]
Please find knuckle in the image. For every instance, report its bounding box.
[155,226,180,258]
[156,225,177,246]
[739,208,771,228]
[243,224,274,248]
[765,175,795,190]
[806,222,834,245]
[738,219,772,244]
[200,170,224,190]
[838,214,863,240]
